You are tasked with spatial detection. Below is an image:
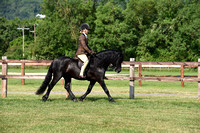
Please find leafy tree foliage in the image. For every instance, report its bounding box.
[122,0,157,60]
[0,17,21,58]
[0,17,36,59]
[137,0,200,61]
[35,0,96,59]
[0,0,42,20]
[90,0,124,51]
[0,0,200,61]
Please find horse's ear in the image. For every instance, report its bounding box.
[117,53,120,57]
[118,52,122,57]
[118,52,123,61]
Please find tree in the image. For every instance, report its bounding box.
[0,0,42,20]
[137,0,200,61]
[0,17,22,58]
[176,1,200,61]
[120,0,157,60]
[90,0,124,53]
[0,17,37,59]
[35,0,96,59]
[1,0,199,61]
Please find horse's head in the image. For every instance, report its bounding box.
[110,52,123,73]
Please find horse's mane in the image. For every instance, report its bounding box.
[90,49,122,68]
[96,49,121,58]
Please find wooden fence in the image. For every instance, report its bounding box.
[0,57,200,101]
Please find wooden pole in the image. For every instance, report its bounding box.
[21,62,25,85]
[1,56,8,98]
[198,59,200,101]
[129,58,135,99]
[181,65,184,87]
[139,64,142,86]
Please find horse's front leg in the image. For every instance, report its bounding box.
[79,80,96,102]
[98,80,115,102]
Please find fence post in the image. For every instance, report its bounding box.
[198,59,200,101]
[21,62,25,85]
[139,64,142,86]
[1,56,8,98]
[129,58,135,99]
[181,65,184,87]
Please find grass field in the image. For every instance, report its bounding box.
[0,68,200,132]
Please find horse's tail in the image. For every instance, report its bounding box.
[35,62,53,95]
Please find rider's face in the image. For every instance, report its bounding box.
[83,29,89,35]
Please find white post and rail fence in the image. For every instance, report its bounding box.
[0,57,200,101]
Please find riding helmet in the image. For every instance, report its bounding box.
[80,23,91,31]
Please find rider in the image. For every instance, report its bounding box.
[75,23,94,78]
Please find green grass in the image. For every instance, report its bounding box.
[0,68,200,132]
[1,94,200,133]
[3,77,198,95]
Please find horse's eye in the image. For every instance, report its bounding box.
[109,64,113,67]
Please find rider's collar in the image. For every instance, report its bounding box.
[82,32,88,39]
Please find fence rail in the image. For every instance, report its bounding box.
[123,61,200,66]
[1,57,200,101]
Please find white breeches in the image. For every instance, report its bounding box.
[77,54,89,76]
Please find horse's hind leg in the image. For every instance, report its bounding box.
[42,74,62,102]
[98,80,115,102]
[79,80,96,102]
[64,76,77,102]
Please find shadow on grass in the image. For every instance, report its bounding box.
[64,96,143,102]
[33,93,146,102]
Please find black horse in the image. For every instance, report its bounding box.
[36,50,123,102]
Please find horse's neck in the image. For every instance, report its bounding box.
[93,54,114,68]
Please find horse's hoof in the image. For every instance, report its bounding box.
[79,97,84,102]
[72,98,78,102]
[42,96,47,102]
[109,99,116,103]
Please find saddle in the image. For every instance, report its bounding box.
[73,56,92,76]
[73,57,83,68]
